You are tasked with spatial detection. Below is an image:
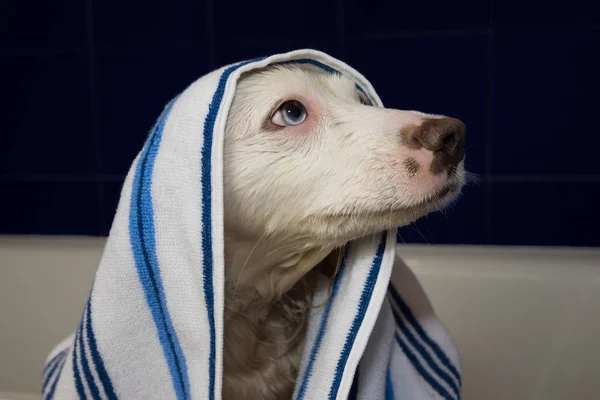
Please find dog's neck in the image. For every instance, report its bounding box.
[223,231,334,299]
[221,230,339,399]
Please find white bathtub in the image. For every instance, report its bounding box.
[0,236,599,399]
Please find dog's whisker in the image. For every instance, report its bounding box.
[409,222,430,244]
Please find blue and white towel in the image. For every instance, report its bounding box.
[43,49,462,400]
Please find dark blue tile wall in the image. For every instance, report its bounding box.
[214,0,338,41]
[0,180,100,235]
[1,1,87,49]
[2,54,95,175]
[1,0,599,247]
[492,30,600,176]
[490,181,600,247]
[345,0,490,34]
[96,48,210,174]
[93,0,206,47]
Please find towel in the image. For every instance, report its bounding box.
[42,49,462,400]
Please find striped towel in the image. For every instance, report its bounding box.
[43,49,462,400]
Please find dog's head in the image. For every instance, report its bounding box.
[224,64,466,246]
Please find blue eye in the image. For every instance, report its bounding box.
[272,100,307,126]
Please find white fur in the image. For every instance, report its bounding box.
[220,64,466,399]
[224,65,464,262]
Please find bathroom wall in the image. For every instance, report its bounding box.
[1,0,599,246]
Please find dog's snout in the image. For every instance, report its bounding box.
[414,118,466,154]
[408,117,466,173]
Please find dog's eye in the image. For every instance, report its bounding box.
[272,100,307,126]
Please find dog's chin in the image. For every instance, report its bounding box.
[409,183,461,217]
[307,178,463,243]
[376,181,462,226]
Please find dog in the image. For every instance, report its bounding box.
[221,63,466,399]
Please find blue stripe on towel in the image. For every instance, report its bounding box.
[275,59,340,75]
[386,367,395,400]
[274,59,374,106]
[45,353,67,400]
[86,297,118,400]
[390,302,460,398]
[129,97,190,400]
[43,349,66,379]
[296,250,349,400]
[328,232,388,400]
[388,284,461,387]
[394,332,454,400]
[42,350,67,393]
[72,323,87,399]
[200,57,265,400]
[79,302,102,400]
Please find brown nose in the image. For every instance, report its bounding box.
[408,117,466,173]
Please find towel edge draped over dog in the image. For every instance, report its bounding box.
[43,49,462,400]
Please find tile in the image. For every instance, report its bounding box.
[493,1,600,27]
[214,0,337,41]
[101,180,125,236]
[345,0,490,35]
[0,54,95,175]
[93,0,206,47]
[96,48,210,174]
[492,30,600,175]
[490,182,600,247]
[0,0,86,48]
[0,181,101,235]
[216,41,340,67]
[396,182,487,245]
[348,36,488,175]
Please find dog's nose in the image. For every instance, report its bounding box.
[409,117,466,171]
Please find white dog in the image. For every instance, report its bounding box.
[220,64,466,399]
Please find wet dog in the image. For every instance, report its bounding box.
[221,64,466,399]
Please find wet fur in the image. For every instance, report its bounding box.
[222,250,342,399]
[221,65,466,399]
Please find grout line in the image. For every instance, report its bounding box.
[2,173,598,184]
[497,23,600,35]
[335,0,347,59]
[0,174,126,183]
[214,37,340,49]
[486,175,600,183]
[96,43,203,55]
[0,47,84,57]
[1,23,599,58]
[336,24,600,43]
[357,28,491,42]
[84,0,107,234]
[205,0,217,69]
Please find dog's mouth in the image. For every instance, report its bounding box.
[417,181,460,207]
[305,181,462,242]
[388,182,460,217]
[316,180,461,222]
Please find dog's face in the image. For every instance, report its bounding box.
[224,64,467,245]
